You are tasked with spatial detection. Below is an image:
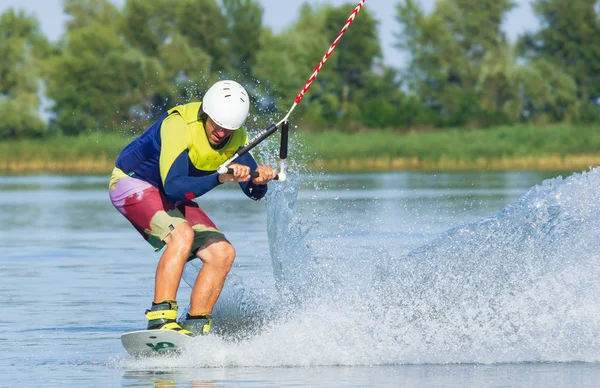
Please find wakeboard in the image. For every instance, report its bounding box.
[121,329,191,357]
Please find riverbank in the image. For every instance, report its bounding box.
[2,124,600,174]
[3,154,599,175]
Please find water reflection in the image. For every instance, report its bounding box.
[122,370,221,388]
[120,363,600,388]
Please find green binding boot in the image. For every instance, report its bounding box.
[145,300,191,336]
[180,313,212,336]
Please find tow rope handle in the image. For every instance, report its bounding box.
[217,120,289,182]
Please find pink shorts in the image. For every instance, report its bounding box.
[109,172,225,254]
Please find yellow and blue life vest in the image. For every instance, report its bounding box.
[114,102,253,199]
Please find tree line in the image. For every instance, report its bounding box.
[1,0,599,139]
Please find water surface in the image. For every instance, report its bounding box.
[1,170,599,387]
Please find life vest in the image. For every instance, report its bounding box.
[167,102,249,171]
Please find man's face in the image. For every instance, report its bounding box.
[205,117,234,146]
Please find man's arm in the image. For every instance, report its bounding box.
[237,153,268,200]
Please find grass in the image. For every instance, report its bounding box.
[2,123,600,174]
[0,132,126,174]
[299,124,600,172]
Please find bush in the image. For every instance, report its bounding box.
[0,98,47,139]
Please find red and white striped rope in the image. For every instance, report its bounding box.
[294,0,366,105]
[220,0,367,174]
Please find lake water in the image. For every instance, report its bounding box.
[1,169,600,387]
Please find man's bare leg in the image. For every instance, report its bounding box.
[154,222,194,303]
[189,239,236,315]
[145,222,195,333]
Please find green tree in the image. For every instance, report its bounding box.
[222,0,264,78]
[120,0,175,58]
[175,0,229,72]
[319,3,381,122]
[395,0,516,127]
[254,3,382,126]
[46,0,157,135]
[157,33,213,102]
[520,58,579,123]
[519,0,600,121]
[255,3,388,128]
[355,67,419,129]
[0,8,50,139]
[120,0,214,115]
[476,44,523,125]
[64,0,122,30]
[252,4,330,123]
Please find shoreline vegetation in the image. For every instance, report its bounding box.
[2,124,600,175]
[3,154,600,175]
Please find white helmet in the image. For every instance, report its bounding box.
[202,80,250,130]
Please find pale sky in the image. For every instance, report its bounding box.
[0,0,539,69]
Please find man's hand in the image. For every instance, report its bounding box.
[252,165,277,185]
[218,163,251,183]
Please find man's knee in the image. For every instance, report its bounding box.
[197,240,236,270]
[164,222,195,249]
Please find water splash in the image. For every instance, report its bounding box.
[370,168,600,364]
[181,260,276,340]
[137,168,600,368]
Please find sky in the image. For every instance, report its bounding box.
[0,0,540,69]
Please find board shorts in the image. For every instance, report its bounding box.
[108,167,226,256]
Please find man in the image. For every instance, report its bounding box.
[109,80,277,336]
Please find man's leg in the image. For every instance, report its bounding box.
[189,239,236,315]
[154,222,195,303]
[178,239,235,335]
[109,173,194,332]
[142,223,196,334]
[172,199,231,335]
